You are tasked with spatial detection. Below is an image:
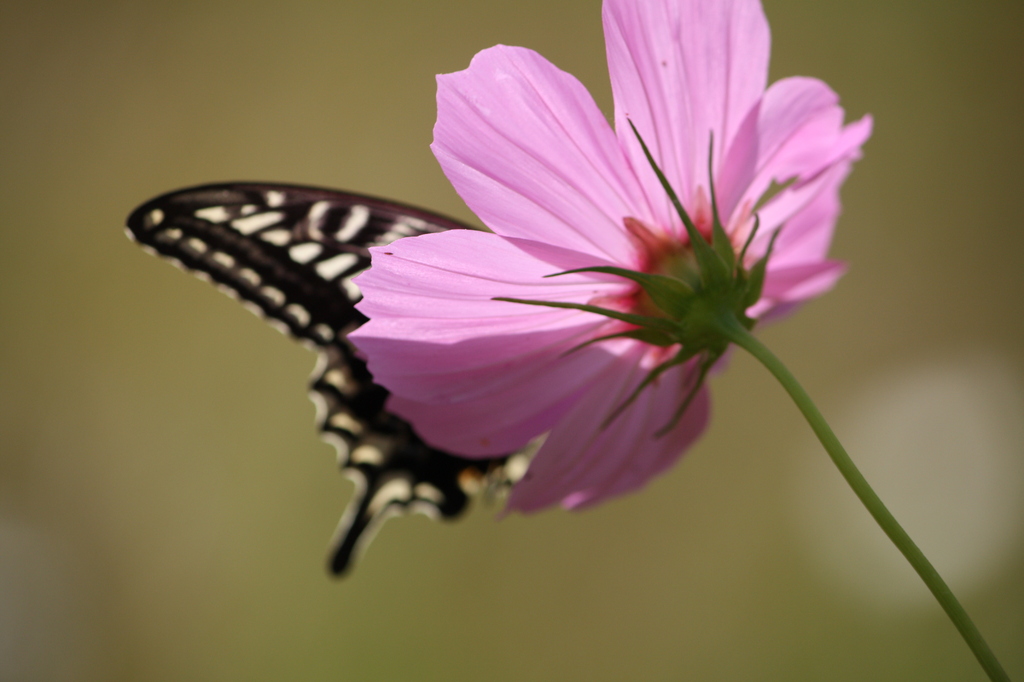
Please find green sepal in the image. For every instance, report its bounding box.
[711,220,735,275]
[734,259,748,291]
[654,354,714,437]
[545,266,695,319]
[492,297,680,334]
[741,227,781,309]
[707,134,736,274]
[560,327,678,358]
[738,214,761,267]
[601,346,700,429]
[627,120,730,289]
[621,328,677,346]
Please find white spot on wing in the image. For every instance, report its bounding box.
[265,190,286,207]
[266,318,290,335]
[216,283,240,299]
[312,324,335,342]
[231,211,284,234]
[352,444,385,465]
[211,251,235,269]
[194,206,231,223]
[340,277,361,300]
[315,252,359,280]
[309,200,331,223]
[155,227,182,243]
[146,208,164,228]
[375,217,430,244]
[259,286,286,306]
[414,483,445,505]
[374,219,425,244]
[259,229,292,246]
[305,201,331,240]
[239,204,258,216]
[284,303,310,327]
[238,268,260,287]
[323,368,350,391]
[185,237,208,253]
[335,204,371,242]
[329,413,365,436]
[389,220,422,236]
[368,478,413,515]
[289,242,322,264]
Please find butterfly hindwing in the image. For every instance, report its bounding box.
[126,182,517,575]
[311,342,511,575]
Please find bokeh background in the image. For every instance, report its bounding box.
[2,1,1023,680]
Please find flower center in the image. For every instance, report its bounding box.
[622,214,707,319]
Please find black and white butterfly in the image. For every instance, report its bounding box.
[126,183,526,575]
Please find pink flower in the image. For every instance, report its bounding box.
[349,0,872,513]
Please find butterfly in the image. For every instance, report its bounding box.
[125,182,527,575]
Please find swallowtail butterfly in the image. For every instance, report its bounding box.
[126,183,525,576]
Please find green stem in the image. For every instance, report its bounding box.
[714,313,1010,682]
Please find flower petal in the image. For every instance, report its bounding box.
[747,259,846,319]
[744,159,853,318]
[604,0,770,230]
[350,230,633,454]
[733,94,871,252]
[353,231,624,329]
[432,45,647,263]
[507,347,710,512]
[718,77,858,220]
[765,161,853,268]
[747,156,855,268]
[384,349,609,456]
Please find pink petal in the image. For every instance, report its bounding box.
[743,157,853,318]
[766,161,852,268]
[759,83,870,179]
[604,0,770,230]
[724,80,868,232]
[432,45,648,263]
[353,231,625,334]
[349,230,635,454]
[718,77,852,220]
[507,347,710,513]
[384,347,608,456]
[747,259,847,319]
[747,157,854,266]
[736,102,871,253]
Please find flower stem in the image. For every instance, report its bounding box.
[714,313,1010,682]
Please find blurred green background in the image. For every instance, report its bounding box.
[2,1,1022,680]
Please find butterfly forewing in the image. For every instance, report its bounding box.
[126,183,519,575]
[127,183,465,342]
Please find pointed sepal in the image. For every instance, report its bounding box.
[546,266,695,319]
[602,345,700,429]
[707,134,736,274]
[560,327,678,358]
[628,120,730,288]
[492,297,681,334]
[742,227,781,310]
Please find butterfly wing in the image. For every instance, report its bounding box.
[126,182,519,575]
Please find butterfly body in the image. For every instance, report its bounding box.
[126,183,521,575]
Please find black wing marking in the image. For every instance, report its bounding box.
[126,182,523,575]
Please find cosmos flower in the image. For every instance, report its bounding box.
[349,0,872,513]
